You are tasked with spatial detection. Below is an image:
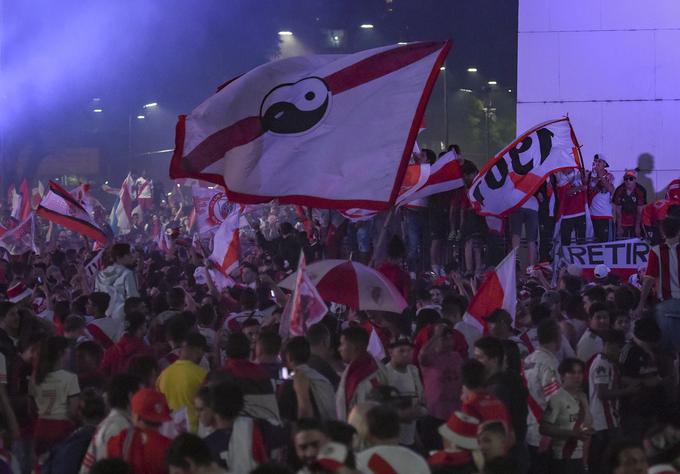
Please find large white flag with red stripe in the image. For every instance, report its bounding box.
[191,185,237,235]
[209,206,241,276]
[469,117,581,217]
[170,41,451,210]
[37,182,108,243]
[279,252,328,338]
[463,248,517,332]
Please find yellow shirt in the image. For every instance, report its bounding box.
[157,359,208,432]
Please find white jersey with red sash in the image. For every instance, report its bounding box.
[543,389,587,460]
[588,353,620,431]
[86,318,122,349]
[646,241,680,301]
[135,178,153,199]
[523,346,561,448]
[336,352,388,421]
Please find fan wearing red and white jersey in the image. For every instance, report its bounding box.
[540,358,593,474]
[587,154,615,242]
[555,169,587,246]
[587,330,639,473]
[523,320,562,469]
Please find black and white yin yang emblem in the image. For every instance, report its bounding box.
[259,77,330,135]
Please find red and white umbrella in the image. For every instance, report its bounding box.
[279,259,407,314]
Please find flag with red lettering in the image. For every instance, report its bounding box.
[209,206,241,276]
[0,214,38,255]
[469,117,581,217]
[170,41,451,210]
[279,252,327,338]
[463,248,517,332]
[37,182,108,243]
[84,249,106,279]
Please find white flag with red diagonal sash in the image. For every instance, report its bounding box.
[170,41,451,210]
[208,205,241,276]
[279,252,327,338]
[468,117,582,217]
[463,248,517,332]
[397,150,463,204]
[37,182,108,244]
[0,214,38,255]
[191,185,237,235]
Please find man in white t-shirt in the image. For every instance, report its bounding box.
[576,302,610,364]
[587,330,638,473]
[384,339,426,447]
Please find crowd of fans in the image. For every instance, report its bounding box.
[0,150,677,474]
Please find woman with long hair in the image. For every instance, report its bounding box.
[30,336,80,458]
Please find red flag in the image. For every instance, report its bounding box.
[279,252,327,338]
[170,41,451,210]
[463,248,517,332]
[19,180,31,220]
[36,182,108,243]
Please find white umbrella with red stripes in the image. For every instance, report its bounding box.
[278,259,407,314]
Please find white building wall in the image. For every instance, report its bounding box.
[517,0,680,197]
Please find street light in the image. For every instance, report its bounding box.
[440,66,446,71]
[467,67,478,73]
[136,115,145,120]
[397,42,407,45]
[278,31,293,36]
[459,88,472,93]
[143,102,157,109]
[360,24,374,29]
[93,109,103,113]
[487,80,497,85]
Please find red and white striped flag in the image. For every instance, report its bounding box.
[37,181,108,243]
[31,181,45,210]
[109,174,134,235]
[170,41,451,210]
[0,214,38,255]
[279,252,327,338]
[208,205,241,276]
[397,150,463,205]
[155,224,173,253]
[18,180,31,221]
[463,248,517,332]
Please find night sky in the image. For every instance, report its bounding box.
[0,0,518,183]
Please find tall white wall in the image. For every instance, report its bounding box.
[517,0,680,197]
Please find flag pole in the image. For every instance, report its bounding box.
[369,206,397,267]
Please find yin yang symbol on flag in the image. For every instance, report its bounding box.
[259,77,331,135]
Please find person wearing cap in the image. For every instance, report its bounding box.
[641,178,680,244]
[157,332,209,433]
[94,243,139,319]
[619,318,665,439]
[594,263,612,282]
[336,327,389,421]
[355,405,430,474]
[587,154,615,242]
[99,311,152,377]
[576,302,610,363]
[428,410,481,473]
[106,388,173,474]
[384,338,426,448]
[613,170,647,239]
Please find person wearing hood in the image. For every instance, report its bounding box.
[95,243,139,319]
[99,312,152,377]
